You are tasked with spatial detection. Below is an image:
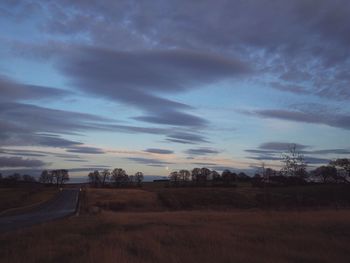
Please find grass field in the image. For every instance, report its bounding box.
[0,185,58,213]
[1,185,350,262]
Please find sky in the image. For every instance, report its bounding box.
[1,0,350,180]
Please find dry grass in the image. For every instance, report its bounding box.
[0,209,350,263]
[1,186,350,262]
[0,186,58,212]
[86,188,163,212]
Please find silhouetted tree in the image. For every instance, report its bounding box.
[100,169,110,187]
[211,170,221,181]
[88,170,101,187]
[39,170,50,184]
[169,171,180,186]
[179,169,191,182]
[330,159,350,183]
[191,168,201,182]
[237,172,250,182]
[111,168,128,187]
[312,166,337,183]
[200,168,211,183]
[9,173,21,181]
[281,144,307,179]
[135,172,144,186]
[56,169,69,187]
[222,169,235,185]
[22,174,36,182]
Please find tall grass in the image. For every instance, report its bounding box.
[1,186,350,262]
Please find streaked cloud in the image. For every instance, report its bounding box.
[0,156,46,168]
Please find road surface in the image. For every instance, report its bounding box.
[0,188,80,232]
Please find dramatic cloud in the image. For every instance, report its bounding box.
[185,147,220,156]
[245,141,350,167]
[0,156,46,168]
[19,0,348,101]
[1,0,350,177]
[242,108,350,130]
[144,148,174,154]
[0,75,72,102]
[58,46,249,128]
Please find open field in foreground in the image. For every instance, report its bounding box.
[0,209,350,263]
[0,185,58,213]
[1,187,350,263]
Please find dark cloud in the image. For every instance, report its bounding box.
[259,142,309,151]
[133,111,207,127]
[83,165,111,168]
[18,0,348,102]
[0,101,166,148]
[144,148,174,154]
[185,147,220,156]
[58,46,249,128]
[243,108,350,130]
[66,146,105,154]
[248,156,282,161]
[0,75,73,102]
[64,159,88,162]
[247,155,330,165]
[192,162,217,166]
[0,156,46,168]
[1,149,47,157]
[165,139,196,145]
[305,149,350,155]
[126,157,172,166]
[269,82,309,95]
[166,132,209,144]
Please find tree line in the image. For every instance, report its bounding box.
[167,146,350,187]
[88,168,144,188]
[252,145,350,187]
[167,168,251,187]
[0,172,36,186]
[39,169,70,187]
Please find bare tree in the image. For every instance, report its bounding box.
[179,169,191,182]
[100,169,110,187]
[169,171,180,186]
[191,168,201,182]
[199,167,211,185]
[281,144,307,179]
[111,168,128,187]
[88,170,101,187]
[55,169,69,187]
[330,159,350,183]
[222,169,235,185]
[135,172,144,186]
[22,174,36,182]
[39,170,51,184]
[312,166,337,183]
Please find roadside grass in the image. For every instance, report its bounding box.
[0,186,58,212]
[144,184,350,211]
[1,184,350,262]
[0,210,350,263]
[86,188,163,212]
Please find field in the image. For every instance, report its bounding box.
[0,184,58,214]
[1,184,350,262]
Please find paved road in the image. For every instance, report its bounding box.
[0,188,80,232]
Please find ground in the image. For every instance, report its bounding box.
[0,184,350,263]
[0,184,58,214]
